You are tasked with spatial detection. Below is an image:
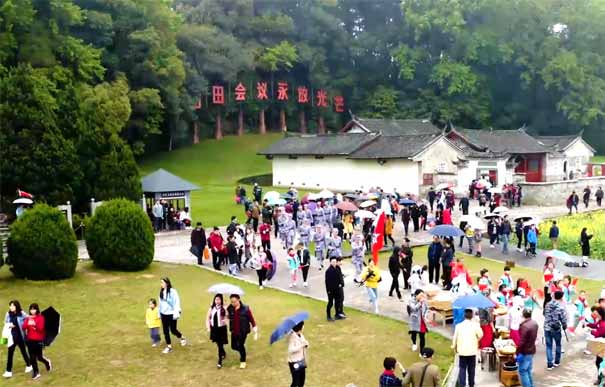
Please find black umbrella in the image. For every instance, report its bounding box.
[513,216,534,222]
[42,306,61,347]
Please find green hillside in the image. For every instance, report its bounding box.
[139,133,282,227]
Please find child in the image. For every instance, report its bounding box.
[496,284,509,306]
[572,290,589,332]
[409,265,426,295]
[499,266,514,289]
[287,248,300,288]
[478,268,492,296]
[146,298,161,347]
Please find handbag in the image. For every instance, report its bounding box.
[203,246,211,260]
[1,323,13,347]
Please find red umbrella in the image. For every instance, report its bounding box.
[335,201,358,212]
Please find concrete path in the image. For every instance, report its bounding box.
[77,200,603,387]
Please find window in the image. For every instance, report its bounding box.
[528,159,540,171]
[423,173,434,186]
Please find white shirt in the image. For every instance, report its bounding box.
[452,319,483,356]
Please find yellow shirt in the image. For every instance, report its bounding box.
[146,307,161,328]
[452,319,483,356]
[360,265,381,289]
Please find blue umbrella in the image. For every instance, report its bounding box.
[428,224,464,237]
[399,198,416,205]
[268,197,286,206]
[270,311,310,344]
[453,293,496,309]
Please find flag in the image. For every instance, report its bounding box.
[17,189,33,199]
[371,210,386,265]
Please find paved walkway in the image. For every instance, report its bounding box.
[77,201,603,387]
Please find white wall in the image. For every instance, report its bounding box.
[456,160,478,193]
[272,156,421,194]
[565,139,595,174]
[545,154,565,181]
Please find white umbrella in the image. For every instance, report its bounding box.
[476,179,492,189]
[208,283,245,295]
[263,191,280,202]
[436,182,453,191]
[307,193,319,201]
[488,187,502,194]
[459,214,480,223]
[355,210,376,219]
[492,206,509,214]
[469,219,485,230]
[523,219,539,226]
[318,189,334,199]
[359,200,376,208]
[13,198,33,205]
[335,193,343,202]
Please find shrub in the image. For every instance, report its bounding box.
[7,204,78,280]
[86,198,154,271]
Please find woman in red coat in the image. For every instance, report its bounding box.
[21,303,51,380]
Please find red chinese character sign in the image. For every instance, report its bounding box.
[333,96,345,113]
[277,82,289,101]
[234,82,246,102]
[212,86,224,105]
[315,89,328,108]
[297,87,309,104]
[256,82,268,100]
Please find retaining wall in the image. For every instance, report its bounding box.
[520,176,605,205]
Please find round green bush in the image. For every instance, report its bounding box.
[86,198,154,271]
[7,204,78,280]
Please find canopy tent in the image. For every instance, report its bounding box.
[141,169,201,210]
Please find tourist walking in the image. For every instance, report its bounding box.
[408,289,429,353]
[350,233,365,280]
[359,259,381,314]
[158,277,186,354]
[526,225,537,257]
[427,236,442,285]
[401,238,413,290]
[226,235,240,275]
[384,215,395,246]
[452,309,483,387]
[227,294,258,369]
[567,191,579,214]
[3,300,32,378]
[441,240,454,289]
[580,227,593,267]
[427,187,436,212]
[259,220,271,251]
[517,309,538,387]
[401,207,411,237]
[206,294,229,368]
[190,222,206,265]
[500,216,511,254]
[297,245,311,287]
[287,321,309,387]
[313,225,326,270]
[459,195,470,215]
[544,291,567,370]
[287,248,300,288]
[549,221,559,250]
[388,247,403,300]
[587,307,605,385]
[325,257,344,321]
[145,299,161,347]
[22,303,51,380]
[596,186,604,207]
[402,348,441,387]
[583,186,591,208]
[515,219,524,252]
[208,227,225,270]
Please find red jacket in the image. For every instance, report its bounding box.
[589,320,605,338]
[259,223,271,241]
[208,232,224,251]
[22,314,45,342]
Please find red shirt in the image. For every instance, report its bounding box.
[22,314,45,342]
[259,223,271,241]
[208,232,224,251]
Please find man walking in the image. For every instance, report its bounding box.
[152,200,164,232]
[190,222,206,265]
[452,309,483,387]
[596,186,604,207]
[401,238,413,290]
[517,309,539,387]
[427,187,436,212]
[325,257,344,321]
[388,247,403,301]
[427,236,442,285]
[549,221,559,250]
[583,186,591,208]
[402,347,441,387]
[500,216,511,254]
[459,195,470,215]
[544,290,567,370]
[259,220,271,251]
[441,240,454,289]
[227,294,258,369]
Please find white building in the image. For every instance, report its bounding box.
[536,134,596,179]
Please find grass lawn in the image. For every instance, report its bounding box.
[139,133,281,227]
[376,246,604,303]
[591,155,605,163]
[0,262,453,386]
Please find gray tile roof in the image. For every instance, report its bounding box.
[259,133,377,156]
[348,134,442,159]
[454,128,549,154]
[141,169,200,193]
[352,118,443,136]
[535,135,580,151]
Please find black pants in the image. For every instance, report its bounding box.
[429,200,434,212]
[274,221,279,237]
[326,290,337,318]
[412,217,419,232]
[261,239,271,251]
[217,343,226,364]
[364,236,371,251]
[458,355,476,387]
[389,273,401,299]
[231,334,247,362]
[301,266,309,282]
[26,341,49,375]
[384,233,395,246]
[289,362,306,387]
[402,265,411,289]
[256,268,267,286]
[459,236,465,247]
[428,259,440,284]
[6,337,30,372]
[403,221,409,236]
[252,218,259,232]
[597,197,603,207]
[336,288,344,315]
[516,233,523,249]
[596,356,603,383]
[442,264,452,289]
[160,313,183,345]
[410,331,426,352]
[212,250,221,270]
[462,207,469,215]
[489,234,497,245]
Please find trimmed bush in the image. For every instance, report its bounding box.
[86,198,154,271]
[7,204,78,280]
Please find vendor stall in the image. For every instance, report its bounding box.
[494,338,520,387]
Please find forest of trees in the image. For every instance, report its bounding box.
[3,0,605,211]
